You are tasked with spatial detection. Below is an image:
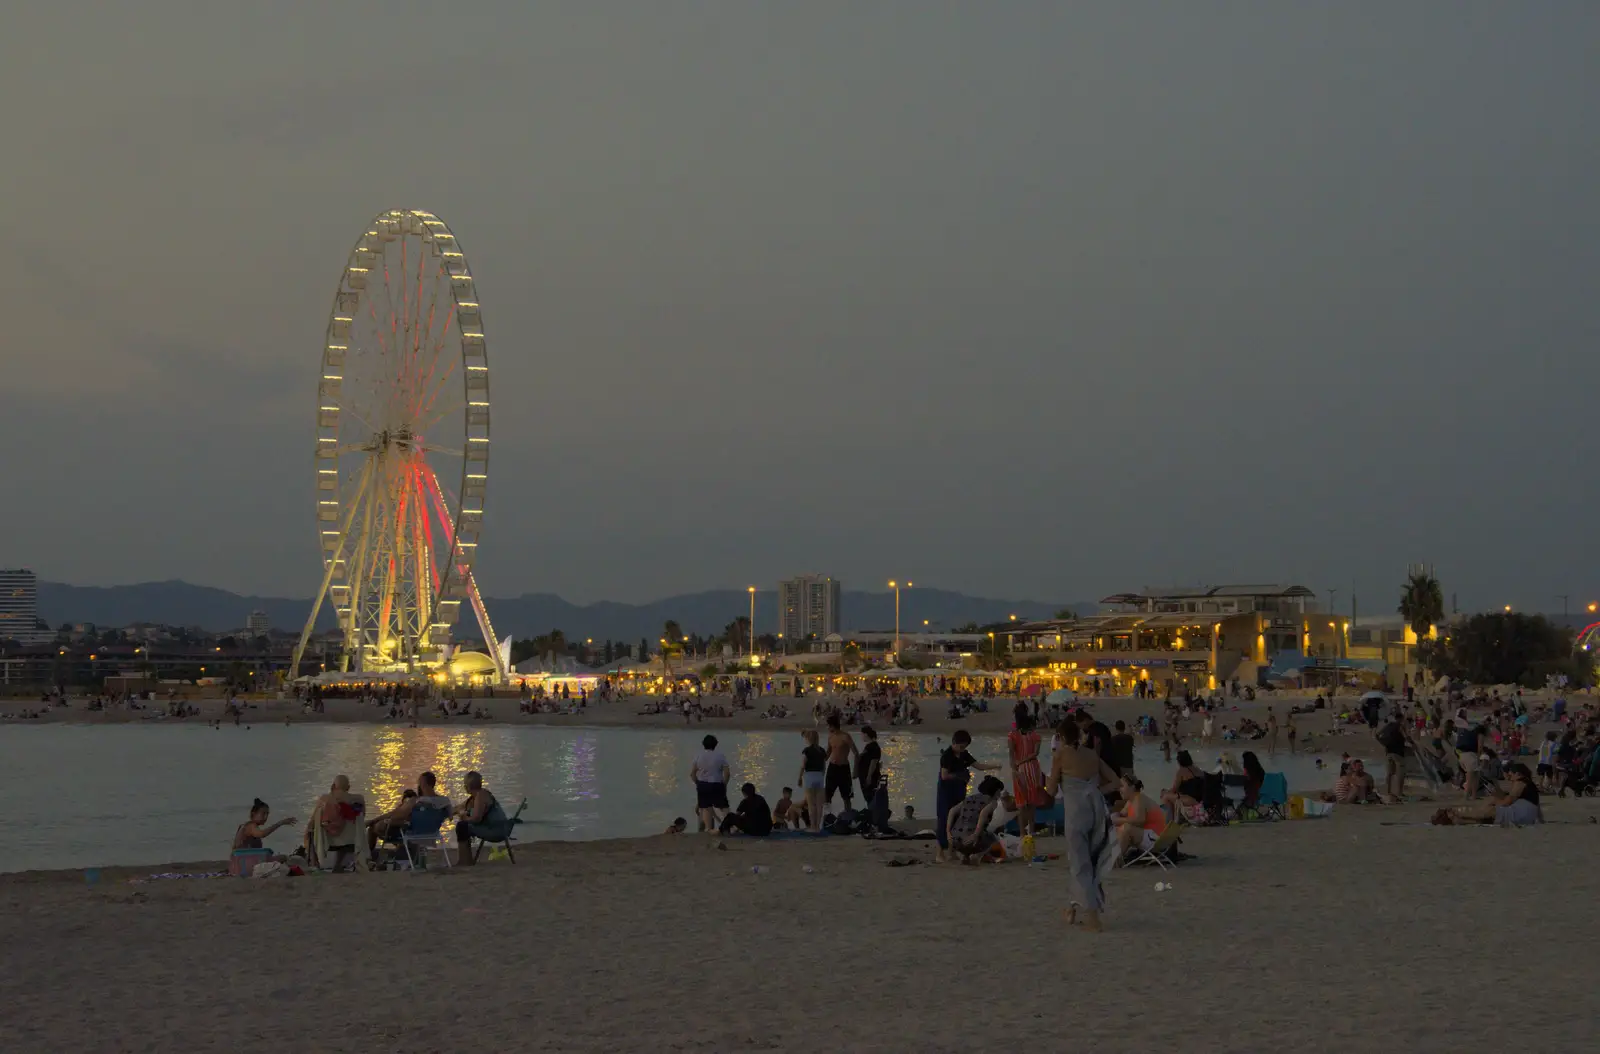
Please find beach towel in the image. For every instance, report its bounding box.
[311,796,370,871]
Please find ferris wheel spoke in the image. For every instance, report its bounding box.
[409,295,454,416]
[417,396,466,432]
[407,276,449,414]
[415,356,460,422]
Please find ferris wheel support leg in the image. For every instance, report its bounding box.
[464,569,506,681]
[290,458,373,680]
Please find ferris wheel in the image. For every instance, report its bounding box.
[291,209,506,680]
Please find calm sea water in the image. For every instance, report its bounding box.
[0,724,1347,872]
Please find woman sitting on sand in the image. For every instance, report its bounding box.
[1160,751,1207,823]
[233,799,296,862]
[1434,763,1543,827]
[945,776,1007,863]
[1112,774,1166,863]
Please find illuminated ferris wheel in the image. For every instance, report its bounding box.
[291,209,505,679]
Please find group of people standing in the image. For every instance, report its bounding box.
[687,716,890,837]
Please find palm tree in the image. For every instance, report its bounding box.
[1398,568,1445,675]
[721,617,751,657]
[662,619,683,683]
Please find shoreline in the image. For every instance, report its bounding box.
[2,689,1382,735]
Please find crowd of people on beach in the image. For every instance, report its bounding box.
[655,685,1600,931]
[199,671,1600,927]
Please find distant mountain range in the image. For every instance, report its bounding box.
[37,580,1091,642]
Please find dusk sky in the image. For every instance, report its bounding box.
[3,4,1597,612]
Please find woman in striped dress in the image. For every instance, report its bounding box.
[1007,705,1049,834]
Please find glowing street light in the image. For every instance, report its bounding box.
[747,586,756,659]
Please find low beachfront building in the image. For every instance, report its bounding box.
[1004,584,1322,694]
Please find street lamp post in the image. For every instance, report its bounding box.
[1557,595,1569,623]
[747,586,756,660]
[889,580,912,657]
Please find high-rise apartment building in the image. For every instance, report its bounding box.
[0,569,51,645]
[779,575,841,641]
[247,610,271,636]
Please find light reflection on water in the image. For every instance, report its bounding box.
[0,725,1341,872]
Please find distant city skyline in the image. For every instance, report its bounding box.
[2,7,1596,615]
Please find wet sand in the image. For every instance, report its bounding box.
[2,798,1595,1053]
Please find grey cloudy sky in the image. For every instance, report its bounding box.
[2,3,1597,612]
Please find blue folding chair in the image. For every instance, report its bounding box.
[400,801,451,869]
[1256,773,1289,821]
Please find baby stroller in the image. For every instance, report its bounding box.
[1190,772,1237,826]
[1558,746,1600,798]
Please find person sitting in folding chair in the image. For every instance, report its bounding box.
[453,771,511,867]
[1111,774,1166,863]
[366,771,447,856]
[366,789,418,856]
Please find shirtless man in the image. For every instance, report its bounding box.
[824,714,859,810]
[366,771,445,852]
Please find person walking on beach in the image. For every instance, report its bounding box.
[824,714,859,811]
[1265,708,1279,755]
[690,734,731,832]
[1042,720,1119,932]
[798,730,827,832]
[935,730,998,863]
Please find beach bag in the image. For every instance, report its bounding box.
[250,860,288,879]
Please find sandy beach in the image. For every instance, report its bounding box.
[1,796,1595,1053]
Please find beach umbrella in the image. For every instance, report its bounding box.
[1046,688,1077,705]
[1020,684,1045,698]
[1360,690,1386,702]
